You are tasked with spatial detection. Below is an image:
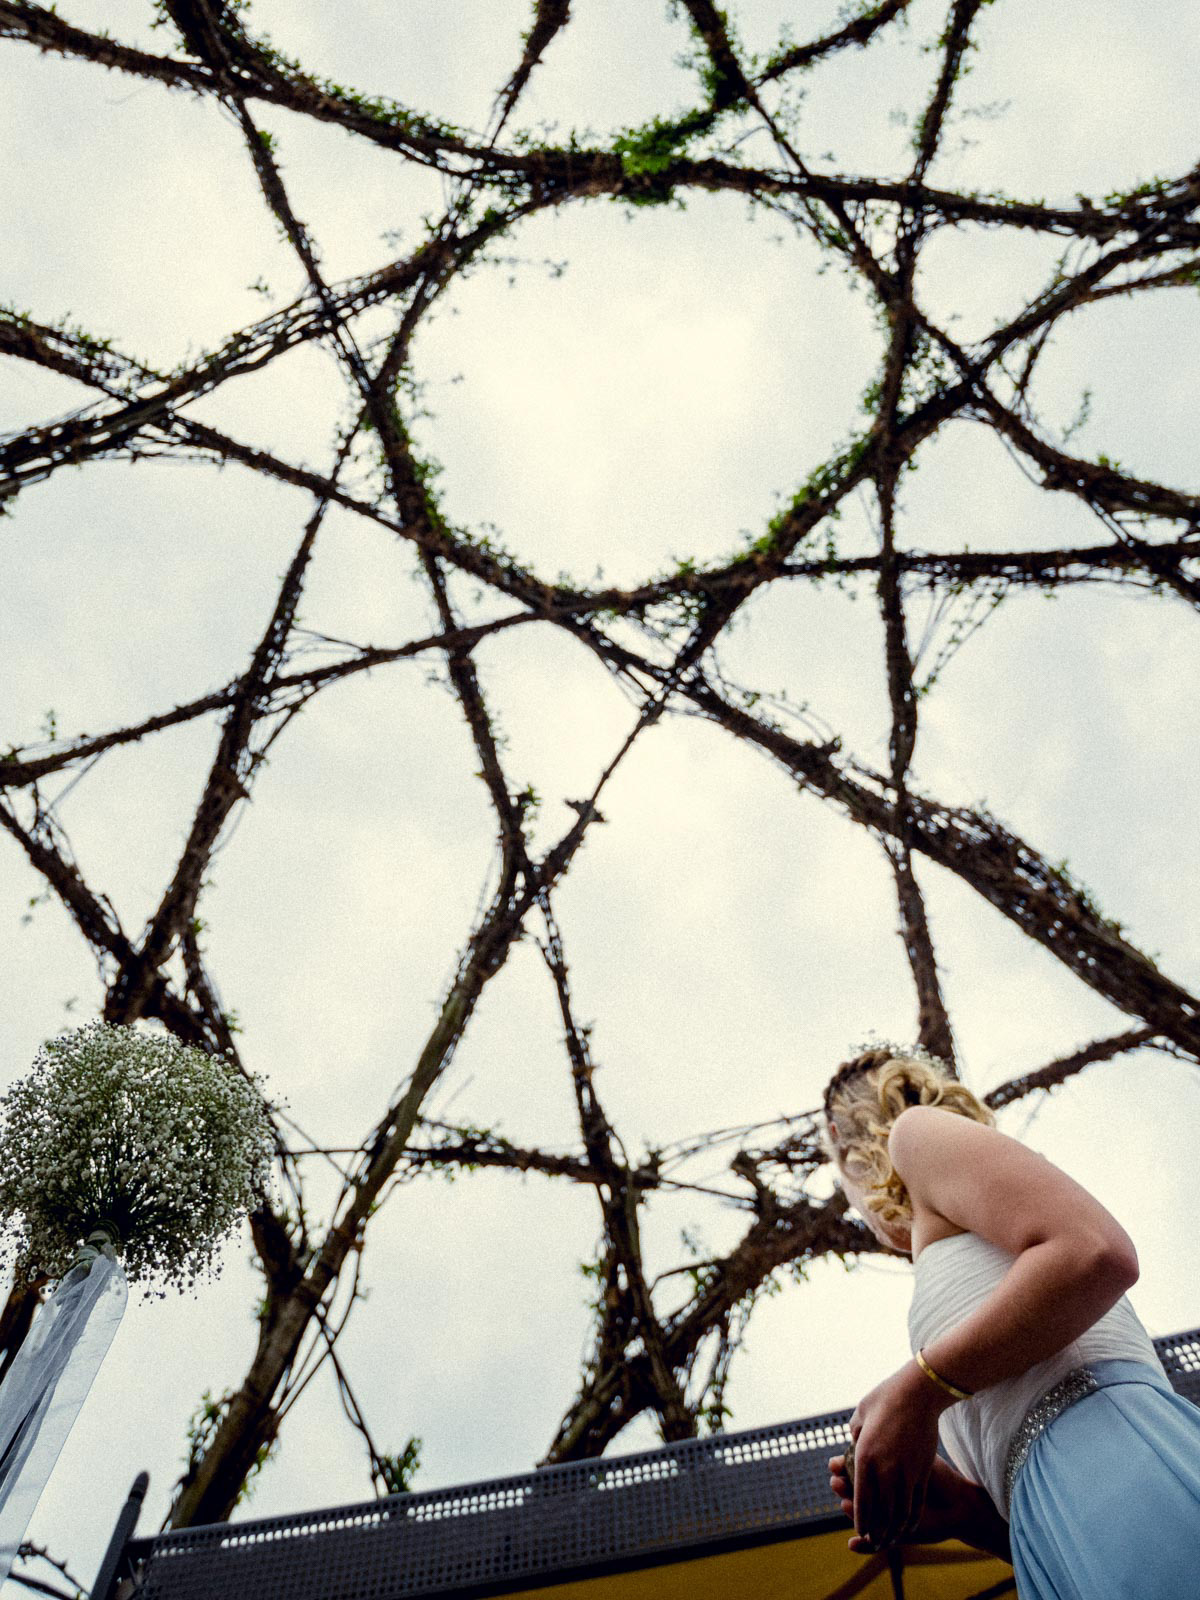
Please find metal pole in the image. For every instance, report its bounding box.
[90,1472,149,1600]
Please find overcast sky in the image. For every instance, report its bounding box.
[3,0,1199,1590]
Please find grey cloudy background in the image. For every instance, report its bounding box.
[2,0,1199,1588]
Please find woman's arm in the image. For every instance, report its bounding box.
[889,1106,1140,1395]
[846,1106,1138,1548]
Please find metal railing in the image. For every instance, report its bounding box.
[93,1325,1200,1600]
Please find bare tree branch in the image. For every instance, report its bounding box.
[986,1029,1162,1110]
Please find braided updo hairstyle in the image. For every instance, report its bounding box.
[823,1047,994,1224]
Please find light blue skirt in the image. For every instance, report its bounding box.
[1010,1358,1200,1599]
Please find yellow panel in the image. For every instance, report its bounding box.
[488,1533,1014,1600]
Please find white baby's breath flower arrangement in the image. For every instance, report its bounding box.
[0,1020,274,1292]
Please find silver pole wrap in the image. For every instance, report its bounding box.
[0,1232,128,1581]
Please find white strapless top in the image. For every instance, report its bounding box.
[907,1231,1164,1518]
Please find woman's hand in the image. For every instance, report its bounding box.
[837,1360,953,1550]
[829,1453,1008,1558]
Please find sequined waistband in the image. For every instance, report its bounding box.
[1003,1358,1169,1511]
[1003,1367,1099,1510]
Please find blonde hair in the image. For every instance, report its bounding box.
[822,1048,994,1224]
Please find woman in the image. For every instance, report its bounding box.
[822,1046,1200,1598]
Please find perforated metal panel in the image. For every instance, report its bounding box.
[117,1411,851,1600]
[1154,1325,1200,1405]
[106,1325,1200,1600]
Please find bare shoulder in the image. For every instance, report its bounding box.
[887,1103,1053,1190]
[886,1106,1137,1265]
[887,1104,1001,1171]
[887,1107,1010,1240]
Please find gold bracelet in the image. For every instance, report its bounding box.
[915,1347,973,1401]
